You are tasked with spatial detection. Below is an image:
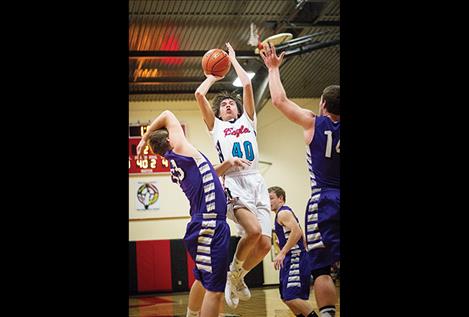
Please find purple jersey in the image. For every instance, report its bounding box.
[274,205,305,255]
[164,150,227,218]
[274,205,311,301]
[164,150,230,292]
[304,116,340,269]
[307,115,340,190]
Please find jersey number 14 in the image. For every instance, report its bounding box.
[324,130,340,158]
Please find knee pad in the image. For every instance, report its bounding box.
[311,265,331,283]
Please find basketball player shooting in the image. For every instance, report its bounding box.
[195,42,272,309]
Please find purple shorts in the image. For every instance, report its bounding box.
[279,250,311,301]
[183,215,230,292]
[304,188,340,270]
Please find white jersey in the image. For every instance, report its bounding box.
[209,112,259,176]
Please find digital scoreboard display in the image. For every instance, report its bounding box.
[129,125,170,174]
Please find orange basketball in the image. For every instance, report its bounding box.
[201,48,231,77]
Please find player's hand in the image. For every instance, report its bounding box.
[136,138,147,160]
[205,73,224,81]
[227,196,237,205]
[224,187,238,205]
[230,157,251,169]
[260,42,285,69]
[273,252,286,270]
[226,42,236,61]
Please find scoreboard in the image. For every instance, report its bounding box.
[128,124,170,174]
[128,138,170,174]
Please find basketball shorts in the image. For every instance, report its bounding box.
[279,250,311,301]
[183,214,231,292]
[304,188,340,270]
[224,171,272,238]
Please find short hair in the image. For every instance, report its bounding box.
[268,186,286,202]
[147,128,171,156]
[322,85,340,115]
[211,91,243,119]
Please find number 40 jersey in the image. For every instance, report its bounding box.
[209,112,259,176]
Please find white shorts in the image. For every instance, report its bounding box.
[225,171,272,238]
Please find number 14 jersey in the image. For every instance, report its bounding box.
[307,115,340,190]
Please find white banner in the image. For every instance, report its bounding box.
[129,176,189,220]
[135,180,160,211]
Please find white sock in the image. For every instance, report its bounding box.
[231,257,245,272]
[240,267,249,278]
[186,308,199,317]
[319,306,336,317]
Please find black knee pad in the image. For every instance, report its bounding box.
[311,265,331,283]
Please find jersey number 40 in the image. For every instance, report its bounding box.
[231,141,254,161]
[216,140,255,162]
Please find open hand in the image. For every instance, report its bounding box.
[225,42,236,61]
[273,252,286,270]
[136,138,147,160]
[260,42,285,69]
[205,73,224,81]
[230,157,251,169]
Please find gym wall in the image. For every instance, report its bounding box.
[129,98,320,289]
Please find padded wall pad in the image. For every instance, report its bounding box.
[186,249,196,289]
[170,239,188,292]
[129,241,138,294]
[136,240,172,292]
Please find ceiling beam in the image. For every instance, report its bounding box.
[129,50,258,59]
[281,20,339,28]
[282,39,340,57]
[129,90,225,95]
[130,77,233,85]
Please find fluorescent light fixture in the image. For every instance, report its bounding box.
[233,72,255,87]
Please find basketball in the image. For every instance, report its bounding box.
[201,48,231,77]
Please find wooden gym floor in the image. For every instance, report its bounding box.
[129,283,340,317]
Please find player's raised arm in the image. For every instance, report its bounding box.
[194,74,223,131]
[261,43,315,131]
[136,110,188,158]
[226,42,255,120]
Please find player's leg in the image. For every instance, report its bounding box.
[232,207,262,261]
[312,272,337,317]
[284,299,301,315]
[282,251,316,317]
[241,234,271,271]
[184,220,205,317]
[200,290,224,317]
[309,248,338,317]
[229,179,272,301]
[308,245,337,317]
[218,297,224,317]
[225,207,261,306]
[232,233,270,301]
[224,175,263,265]
[310,190,339,317]
[284,299,317,317]
[241,195,272,272]
[187,279,205,317]
[241,193,272,272]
